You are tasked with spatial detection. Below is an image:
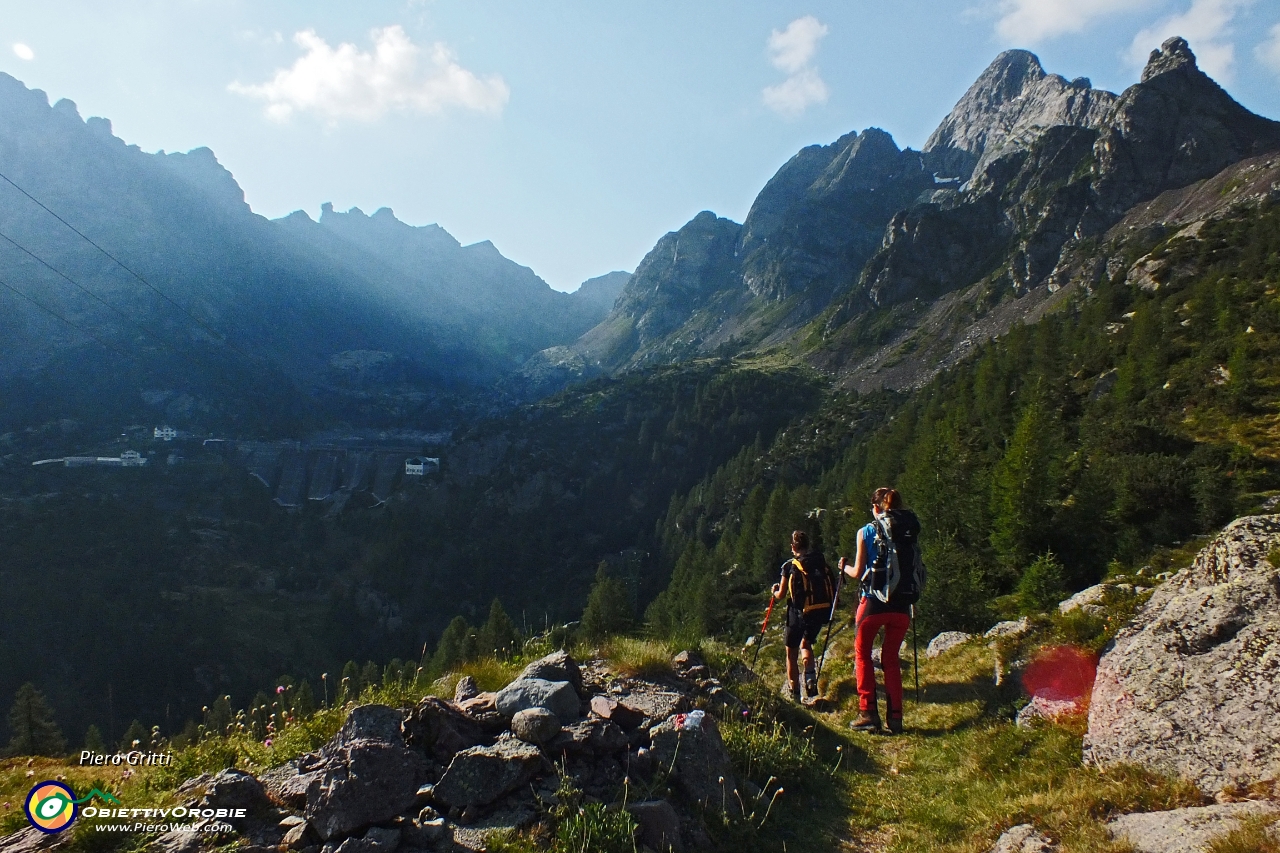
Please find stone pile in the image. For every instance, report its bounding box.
[144,650,739,853]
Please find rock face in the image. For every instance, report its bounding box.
[1107,800,1278,853]
[494,677,580,723]
[432,738,546,808]
[305,705,425,840]
[1085,515,1280,793]
[649,713,737,807]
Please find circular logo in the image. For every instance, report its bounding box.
[24,781,77,833]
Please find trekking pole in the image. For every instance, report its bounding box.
[911,605,920,704]
[814,566,846,685]
[749,596,777,670]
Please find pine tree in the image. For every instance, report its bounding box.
[358,661,380,693]
[1017,551,1068,614]
[581,564,634,641]
[431,616,473,674]
[119,719,148,751]
[293,681,317,717]
[84,724,106,754]
[4,683,67,757]
[990,397,1061,574]
[477,599,521,659]
[205,695,233,736]
[340,661,359,702]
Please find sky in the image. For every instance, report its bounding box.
[1,1,1278,292]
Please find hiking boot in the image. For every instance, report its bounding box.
[886,716,904,735]
[849,709,881,732]
[782,681,801,703]
[804,677,819,701]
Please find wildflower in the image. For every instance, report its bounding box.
[264,738,273,747]
[276,686,286,694]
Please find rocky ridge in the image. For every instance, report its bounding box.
[106,651,746,853]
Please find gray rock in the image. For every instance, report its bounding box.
[984,617,1029,639]
[495,678,579,723]
[510,707,561,745]
[281,822,315,850]
[449,799,540,852]
[261,763,322,809]
[627,800,683,852]
[517,650,583,697]
[649,713,737,808]
[432,738,546,808]
[402,697,489,763]
[547,717,628,757]
[201,768,270,812]
[589,695,646,729]
[0,828,73,853]
[1084,515,1280,793]
[332,826,400,853]
[400,817,447,848]
[453,675,479,703]
[334,704,403,746]
[305,739,424,840]
[279,815,306,829]
[1107,801,1277,853]
[1015,696,1081,729]
[143,829,203,853]
[611,685,688,722]
[926,631,974,659]
[987,824,1057,853]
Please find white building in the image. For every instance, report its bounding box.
[405,457,425,476]
[154,426,177,441]
[121,450,146,467]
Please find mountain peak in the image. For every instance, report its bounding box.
[924,48,1115,180]
[1142,36,1197,83]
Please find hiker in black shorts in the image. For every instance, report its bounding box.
[771,530,835,703]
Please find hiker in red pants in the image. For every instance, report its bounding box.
[840,487,921,735]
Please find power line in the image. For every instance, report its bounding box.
[0,168,231,346]
[0,225,199,361]
[0,273,131,359]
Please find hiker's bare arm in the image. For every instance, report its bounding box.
[842,529,867,578]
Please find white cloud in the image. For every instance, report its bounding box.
[996,0,1151,43]
[767,15,829,73]
[763,68,828,117]
[762,17,829,118]
[1125,0,1251,81]
[229,25,508,122]
[12,43,34,61]
[1256,22,1280,73]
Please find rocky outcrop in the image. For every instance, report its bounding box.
[493,677,579,723]
[115,651,735,853]
[1107,800,1278,853]
[1084,515,1280,793]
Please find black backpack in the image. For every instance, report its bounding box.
[786,553,836,617]
[868,509,926,605]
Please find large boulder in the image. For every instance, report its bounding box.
[305,705,426,840]
[546,718,628,757]
[517,650,583,697]
[494,678,579,723]
[1084,515,1280,793]
[200,768,270,813]
[432,738,547,808]
[1106,801,1278,853]
[649,712,737,808]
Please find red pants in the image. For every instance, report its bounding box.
[854,599,911,715]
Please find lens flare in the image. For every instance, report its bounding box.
[1021,645,1097,705]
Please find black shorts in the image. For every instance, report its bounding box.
[784,608,827,649]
